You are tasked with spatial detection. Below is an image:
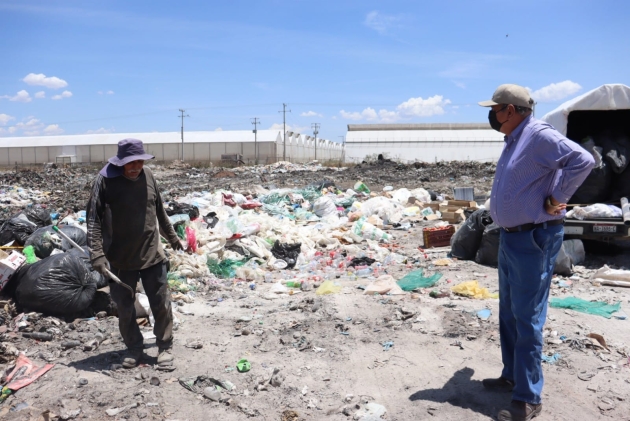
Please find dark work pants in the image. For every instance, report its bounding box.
[110,260,173,351]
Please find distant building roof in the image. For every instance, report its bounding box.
[0,130,283,148]
[347,123,492,131]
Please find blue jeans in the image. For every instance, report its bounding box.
[498,223,563,404]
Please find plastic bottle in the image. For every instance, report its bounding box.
[285,281,302,288]
[355,268,373,278]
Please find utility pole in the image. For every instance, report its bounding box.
[251,117,260,165]
[311,123,320,161]
[278,103,291,162]
[178,109,189,161]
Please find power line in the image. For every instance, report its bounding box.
[251,117,260,165]
[278,103,291,161]
[178,109,190,161]
[312,122,320,160]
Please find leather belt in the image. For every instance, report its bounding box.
[503,218,564,233]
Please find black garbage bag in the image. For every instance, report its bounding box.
[271,241,301,269]
[24,225,87,259]
[165,202,200,220]
[610,165,630,201]
[13,253,97,315]
[569,145,612,204]
[451,209,493,260]
[67,247,108,289]
[598,132,630,175]
[474,223,501,267]
[23,205,53,228]
[0,216,38,246]
[203,212,219,229]
[348,257,376,268]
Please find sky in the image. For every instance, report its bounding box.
[1,0,629,142]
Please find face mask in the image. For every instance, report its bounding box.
[488,107,508,132]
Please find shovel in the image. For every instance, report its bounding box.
[52,225,135,299]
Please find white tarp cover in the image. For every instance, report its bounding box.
[541,84,630,136]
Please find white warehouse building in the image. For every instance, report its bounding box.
[345,123,505,163]
[0,130,343,166]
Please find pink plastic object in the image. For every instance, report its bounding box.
[186,227,197,252]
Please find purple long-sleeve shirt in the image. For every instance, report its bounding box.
[490,115,595,228]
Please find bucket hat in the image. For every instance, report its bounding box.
[99,138,154,178]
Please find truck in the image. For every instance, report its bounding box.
[542,84,630,240]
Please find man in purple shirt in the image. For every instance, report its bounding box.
[479,84,594,421]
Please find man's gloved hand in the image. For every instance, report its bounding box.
[171,240,184,251]
[91,256,110,275]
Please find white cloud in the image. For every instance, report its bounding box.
[0,114,15,126]
[34,91,46,98]
[2,90,32,102]
[528,80,582,102]
[97,91,103,95]
[8,126,17,134]
[364,11,401,34]
[300,111,323,117]
[51,90,73,100]
[214,127,223,131]
[454,81,466,89]
[86,127,115,134]
[340,95,451,123]
[22,73,68,89]
[15,118,43,130]
[269,123,309,133]
[340,107,378,121]
[43,124,64,135]
[23,130,40,136]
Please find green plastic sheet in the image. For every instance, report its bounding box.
[397,269,442,291]
[207,258,246,279]
[550,297,621,318]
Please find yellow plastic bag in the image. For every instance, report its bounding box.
[451,280,498,299]
[316,280,342,295]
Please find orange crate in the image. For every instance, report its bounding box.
[422,225,455,248]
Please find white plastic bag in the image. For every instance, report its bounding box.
[312,196,338,217]
[566,204,622,220]
[410,188,431,203]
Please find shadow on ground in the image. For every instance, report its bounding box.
[409,367,510,419]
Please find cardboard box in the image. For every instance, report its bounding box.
[441,210,465,223]
[0,250,26,292]
[447,200,478,208]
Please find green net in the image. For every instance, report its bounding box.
[176,224,186,240]
[207,258,247,279]
[397,269,443,291]
[549,297,621,318]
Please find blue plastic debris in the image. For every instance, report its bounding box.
[476,309,492,321]
[382,341,394,351]
[541,353,561,364]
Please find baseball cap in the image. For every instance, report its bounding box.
[479,84,534,109]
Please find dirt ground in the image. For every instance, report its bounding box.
[0,161,629,421]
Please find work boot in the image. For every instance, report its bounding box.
[157,348,174,367]
[122,348,144,369]
[482,376,514,392]
[498,400,542,421]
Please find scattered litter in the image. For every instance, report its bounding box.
[237,358,251,373]
[541,353,561,364]
[381,341,394,351]
[476,309,492,320]
[397,269,442,291]
[550,297,621,318]
[451,281,498,299]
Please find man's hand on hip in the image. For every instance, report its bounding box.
[91,256,110,275]
[545,196,566,216]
